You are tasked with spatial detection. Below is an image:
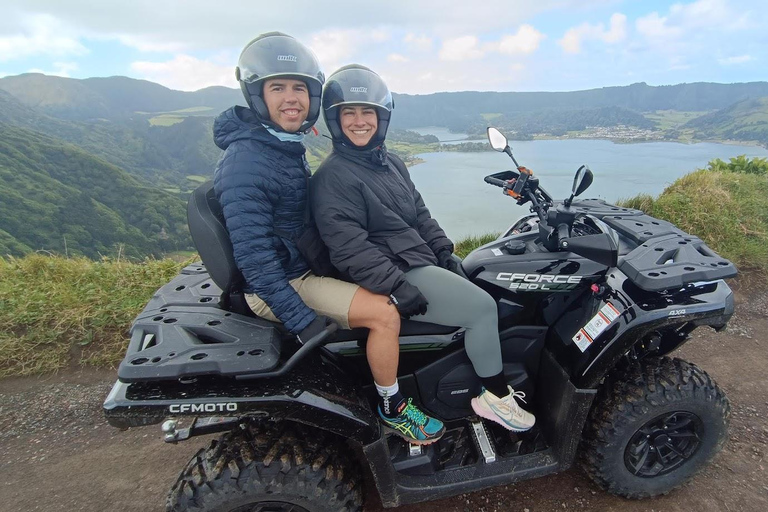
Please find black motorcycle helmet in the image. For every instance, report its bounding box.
[322,64,394,147]
[235,32,325,132]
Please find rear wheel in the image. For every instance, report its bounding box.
[581,356,730,498]
[166,422,363,512]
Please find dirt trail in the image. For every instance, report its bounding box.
[1,282,767,512]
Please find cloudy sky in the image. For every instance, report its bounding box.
[1,0,765,94]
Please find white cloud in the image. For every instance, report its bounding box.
[559,13,627,54]
[495,25,545,55]
[440,27,545,62]
[130,54,234,91]
[0,13,87,62]
[116,35,187,53]
[404,33,433,51]
[636,0,739,43]
[439,36,484,61]
[718,54,753,65]
[387,53,409,63]
[308,28,391,72]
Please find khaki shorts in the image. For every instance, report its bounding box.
[245,272,360,329]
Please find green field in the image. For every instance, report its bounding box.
[147,106,216,126]
[148,115,184,126]
[644,110,710,130]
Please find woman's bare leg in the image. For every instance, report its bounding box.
[347,288,400,386]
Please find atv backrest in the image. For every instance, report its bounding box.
[187,181,244,299]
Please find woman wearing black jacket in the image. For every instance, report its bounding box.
[311,65,536,433]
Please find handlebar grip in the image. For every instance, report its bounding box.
[484,176,507,188]
[557,223,570,248]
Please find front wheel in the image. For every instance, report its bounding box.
[167,422,363,512]
[581,356,730,498]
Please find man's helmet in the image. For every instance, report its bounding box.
[235,32,325,132]
[322,65,394,146]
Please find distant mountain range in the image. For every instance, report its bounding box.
[1,73,767,259]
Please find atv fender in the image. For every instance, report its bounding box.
[573,278,734,388]
[103,354,380,444]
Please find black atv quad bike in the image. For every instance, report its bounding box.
[104,127,735,511]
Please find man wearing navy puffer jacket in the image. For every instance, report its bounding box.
[212,33,446,441]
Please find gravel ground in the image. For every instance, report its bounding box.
[1,283,767,511]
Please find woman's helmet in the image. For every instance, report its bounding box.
[235,32,325,132]
[322,64,394,145]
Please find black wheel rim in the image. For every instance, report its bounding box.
[232,502,310,512]
[624,411,703,477]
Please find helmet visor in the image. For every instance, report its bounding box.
[323,67,393,112]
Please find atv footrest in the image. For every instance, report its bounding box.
[117,306,281,382]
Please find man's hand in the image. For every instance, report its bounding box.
[297,315,337,345]
[436,249,461,275]
[388,281,429,318]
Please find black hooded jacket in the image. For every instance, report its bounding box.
[310,142,453,295]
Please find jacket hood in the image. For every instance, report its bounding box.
[213,106,257,150]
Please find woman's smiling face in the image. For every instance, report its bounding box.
[340,105,378,146]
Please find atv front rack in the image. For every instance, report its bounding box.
[565,199,737,291]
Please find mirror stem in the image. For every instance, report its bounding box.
[505,147,520,168]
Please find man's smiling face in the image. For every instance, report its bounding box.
[262,78,309,132]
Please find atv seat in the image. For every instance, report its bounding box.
[187,181,457,339]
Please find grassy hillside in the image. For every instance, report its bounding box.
[618,156,768,270]
[0,255,183,377]
[683,97,768,146]
[0,125,192,259]
[0,88,222,188]
[0,73,241,121]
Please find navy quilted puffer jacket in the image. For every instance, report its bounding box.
[212,106,315,333]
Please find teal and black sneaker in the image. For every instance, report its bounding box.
[378,398,445,445]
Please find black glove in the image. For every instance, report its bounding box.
[389,281,429,318]
[297,315,336,345]
[436,249,461,275]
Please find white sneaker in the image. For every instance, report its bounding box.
[471,385,536,432]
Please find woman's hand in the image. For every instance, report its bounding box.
[388,281,429,318]
[436,249,461,275]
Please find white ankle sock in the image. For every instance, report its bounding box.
[375,380,399,398]
[375,380,400,416]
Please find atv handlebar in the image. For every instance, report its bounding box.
[483,176,508,188]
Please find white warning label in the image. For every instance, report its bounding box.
[572,302,622,352]
[572,328,592,352]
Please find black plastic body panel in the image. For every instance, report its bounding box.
[366,348,593,508]
[118,307,281,382]
[617,234,737,291]
[105,355,380,444]
[496,198,737,292]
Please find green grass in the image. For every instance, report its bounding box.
[149,115,184,126]
[618,157,768,271]
[0,255,186,377]
[186,175,209,183]
[643,110,710,130]
[455,233,499,258]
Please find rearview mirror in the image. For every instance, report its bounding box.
[487,127,508,152]
[572,165,593,197]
